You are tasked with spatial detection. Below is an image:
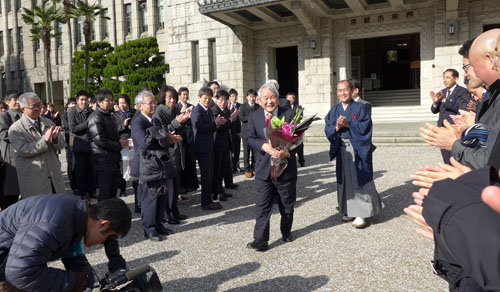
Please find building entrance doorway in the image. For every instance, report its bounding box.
[275,46,298,103]
[350,33,420,106]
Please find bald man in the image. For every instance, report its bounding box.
[421,29,500,169]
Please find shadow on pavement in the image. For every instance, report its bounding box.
[162,262,261,291]
[226,275,329,292]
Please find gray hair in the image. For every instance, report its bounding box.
[258,83,279,99]
[135,90,155,105]
[266,79,279,90]
[18,92,40,108]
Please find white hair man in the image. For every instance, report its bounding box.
[8,92,66,198]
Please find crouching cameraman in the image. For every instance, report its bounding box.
[0,194,131,292]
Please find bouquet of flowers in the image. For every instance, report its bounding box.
[267,108,321,179]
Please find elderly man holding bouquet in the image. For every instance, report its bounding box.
[246,82,319,251]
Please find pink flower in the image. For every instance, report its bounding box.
[281,123,296,137]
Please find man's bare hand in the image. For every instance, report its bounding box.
[467,100,477,112]
[44,126,54,142]
[430,90,444,105]
[215,115,227,126]
[168,131,183,144]
[411,158,471,188]
[124,118,131,126]
[412,188,429,206]
[420,120,460,151]
[119,138,129,148]
[52,126,61,140]
[230,108,240,120]
[404,204,434,241]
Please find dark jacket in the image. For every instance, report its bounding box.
[176,102,194,144]
[431,85,469,127]
[87,106,121,169]
[191,103,216,154]
[0,194,90,291]
[452,80,500,169]
[247,107,297,181]
[68,106,93,153]
[213,106,232,152]
[153,104,185,171]
[0,108,21,196]
[239,102,260,139]
[423,167,500,291]
[228,101,241,140]
[112,108,136,139]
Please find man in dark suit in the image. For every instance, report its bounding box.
[131,90,182,241]
[239,89,260,178]
[176,87,199,195]
[228,89,242,172]
[0,90,21,210]
[246,83,297,251]
[351,79,372,115]
[68,90,97,200]
[430,69,470,164]
[208,81,220,112]
[191,87,227,210]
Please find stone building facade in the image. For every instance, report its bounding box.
[1,0,499,121]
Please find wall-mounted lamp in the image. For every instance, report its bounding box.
[310,39,316,50]
[449,23,455,36]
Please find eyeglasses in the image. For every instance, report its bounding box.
[488,53,500,64]
[25,102,41,109]
[462,64,471,72]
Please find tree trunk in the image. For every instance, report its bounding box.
[83,19,90,91]
[44,47,50,103]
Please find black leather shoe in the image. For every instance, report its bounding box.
[225,183,239,189]
[166,218,181,225]
[213,194,228,201]
[144,231,166,241]
[157,227,174,235]
[246,239,269,251]
[221,192,233,198]
[299,161,305,167]
[282,234,294,243]
[175,214,188,220]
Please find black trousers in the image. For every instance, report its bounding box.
[213,150,230,195]
[0,194,18,210]
[253,177,297,241]
[180,142,199,191]
[74,151,97,196]
[66,146,76,191]
[296,144,305,164]
[96,168,120,201]
[139,183,168,235]
[195,152,214,206]
[164,176,180,220]
[231,134,241,170]
[242,137,256,172]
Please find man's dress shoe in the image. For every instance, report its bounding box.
[246,239,269,251]
[144,231,166,242]
[282,234,294,243]
[175,214,188,220]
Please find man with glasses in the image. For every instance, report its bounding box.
[0,90,22,209]
[8,92,66,198]
[87,89,130,273]
[429,69,469,164]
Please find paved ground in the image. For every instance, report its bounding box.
[55,144,448,291]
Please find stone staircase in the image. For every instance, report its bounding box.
[363,89,420,106]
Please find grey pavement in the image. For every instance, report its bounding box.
[53,144,447,291]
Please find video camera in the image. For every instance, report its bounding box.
[86,264,163,292]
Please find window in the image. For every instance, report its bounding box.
[192,41,199,82]
[8,29,13,54]
[209,39,217,80]
[124,4,131,35]
[156,0,164,30]
[6,0,11,12]
[139,6,147,34]
[15,0,20,10]
[21,70,26,93]
[75,17,82,45]
[0,32,4,56]
[34,39,40,51]
[17,27,22,53]
[56,22,63,47]
[91,20,95,41]
[101,8,109,39]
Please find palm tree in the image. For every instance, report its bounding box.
[74,0,107,91]
[62,0,77,100]
[22,0,66,103]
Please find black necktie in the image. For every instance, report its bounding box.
[34,120,41,134]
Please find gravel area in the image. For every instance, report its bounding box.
[54,144,447,291]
